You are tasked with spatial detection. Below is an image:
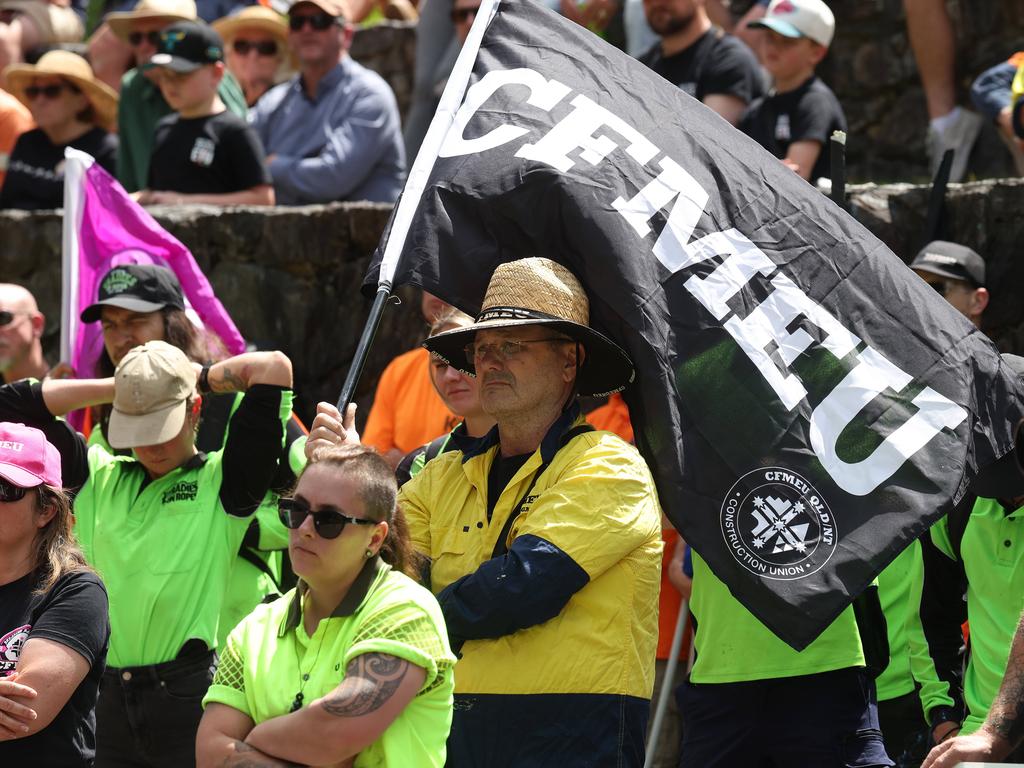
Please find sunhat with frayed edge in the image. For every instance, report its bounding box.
[3,50,118,132]
[423,257,634,397]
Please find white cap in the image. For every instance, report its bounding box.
[749,0,835,48]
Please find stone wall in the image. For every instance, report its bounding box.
[2,178,1021,425]
[350,3,1024,183]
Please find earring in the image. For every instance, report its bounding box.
[364,548,374,559]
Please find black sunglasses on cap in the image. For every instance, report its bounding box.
[0,477,30,503]
[288,12,339,31]
[232,39,279,56]
[278,497,378,539]
[128,30,162,46]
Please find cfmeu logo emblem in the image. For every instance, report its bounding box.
[721,468,837,581]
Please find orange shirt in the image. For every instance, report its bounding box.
[586,392,634,443]
[363,347,459,455]
[657,529,691,660]
[0,89,32,189]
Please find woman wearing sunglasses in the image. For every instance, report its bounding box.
[0,423,109,768]
[213,6,293,107]
[0,50,118,210]
[198,444,455,768]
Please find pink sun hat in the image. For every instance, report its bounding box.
[0,422,62,489]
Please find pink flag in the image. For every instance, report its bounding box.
[61,148,246,381]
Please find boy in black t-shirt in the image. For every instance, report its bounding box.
[739,0,846,183]
[135,21,274,207]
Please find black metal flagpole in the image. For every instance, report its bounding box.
[335,280,393,414]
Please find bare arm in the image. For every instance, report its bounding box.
[139,186,275,207]
[0,638,89,740]
[40,377,115,416]
[196,702,304,767]
[206,351,293,392]
[782,140,823,181]
[245,653,425,766]
[703,94,748,126]
[666,534,691,599]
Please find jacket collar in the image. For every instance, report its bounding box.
[458,402,583,465]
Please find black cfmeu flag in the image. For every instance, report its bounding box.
[364,0,1024,649]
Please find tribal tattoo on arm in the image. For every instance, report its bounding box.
[321,654,409,717]
[220,741,305,767]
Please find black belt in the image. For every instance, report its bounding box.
[103,639,213,683]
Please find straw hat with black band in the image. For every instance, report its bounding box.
[3,50,118,132]
[423,257,635,398]
[106,0,197,41]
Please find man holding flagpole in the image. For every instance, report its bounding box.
[308,257,663,766]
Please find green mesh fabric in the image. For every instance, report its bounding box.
[212,636,246,693]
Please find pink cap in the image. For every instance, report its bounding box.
[0,422,62,489]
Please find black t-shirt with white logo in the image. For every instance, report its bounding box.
[0,569,109,768]
[639,27,765,105]
[739,75,847,183]
[148,110,272,195]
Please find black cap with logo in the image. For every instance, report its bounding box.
[81,264,186,323]
[149,21,225,73]
[909,240,986,287]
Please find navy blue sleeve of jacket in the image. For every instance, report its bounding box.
[435,533,589,650]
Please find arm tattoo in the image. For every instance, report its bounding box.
[321,653,409,717]
[221,741,304,767]
[212,365,247,394]
[987,614,1024,748]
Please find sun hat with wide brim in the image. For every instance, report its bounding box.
[3,50,118,131]
[423,257,635,397]
[107,0,197,41]
[212,5,288,44]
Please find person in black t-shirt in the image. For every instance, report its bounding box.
[739,0,846,183]
[0,50,118,211]
[136,20,274,206]
[638,0,764,125]
[0,422,109,768]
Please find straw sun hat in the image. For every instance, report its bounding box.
[423,258,635,397]
[4,50,118,131]
[212,5,288,44]
[107,0,197,41]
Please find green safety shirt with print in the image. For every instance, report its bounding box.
[71,385,293,667]
[689,550,865,683]
[204,558,455,767]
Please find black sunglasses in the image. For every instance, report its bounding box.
[278,497,378,539]
[128,30,162,46]
[232,39,279,56]
[24,83,76,100]
[0,478,30,503]
[450,6,480,22]
[288,12,339,31]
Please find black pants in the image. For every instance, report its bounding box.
[95,646,216,768]
[877,690,929,768]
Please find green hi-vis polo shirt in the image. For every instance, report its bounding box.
[73,387,293,668]
[875,541,925,702]
[931,497,1024,734]
[204,559,456,767]
[689,551,865,684]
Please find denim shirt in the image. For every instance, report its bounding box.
[251,57,406,205]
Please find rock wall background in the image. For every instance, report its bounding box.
[3,179,1021,425]
[351,2,1024,184]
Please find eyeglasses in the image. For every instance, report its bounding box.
[288,12,339,31]
[232,39,279,56]
[450,6,480,22]
[464,337,571,365]
[0,478,29,503]
[24,83,76,100]
[128,30,162,47]
[278,497,378,539]
[0,310,28,327]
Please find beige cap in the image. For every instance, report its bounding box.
[108,341,196,449]
[107,0,198,41]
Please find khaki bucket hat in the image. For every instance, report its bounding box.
[212,5,288,44]
[423,258,634,397]
[3,50,118,131]
[108,340,197,449]
[107,0,197,41]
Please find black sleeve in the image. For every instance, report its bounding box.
[0,133,28,209]
[0,380,89,491]
[395,445,427,488]
[224,121,273,190]
[701,37,763,104]
[219,384,289,517]
[94,132,119,177]
[30,571,109,668]
[267,413,307,496]
[789,90,840,145]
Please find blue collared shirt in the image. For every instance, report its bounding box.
[252,57,406,205]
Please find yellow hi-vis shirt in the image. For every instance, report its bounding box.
[398,414,663,698]
[204,558,455,767]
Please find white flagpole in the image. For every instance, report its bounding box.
[59,148,95,365]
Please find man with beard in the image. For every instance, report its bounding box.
[639,0,764,125]
[0,284,48,384]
